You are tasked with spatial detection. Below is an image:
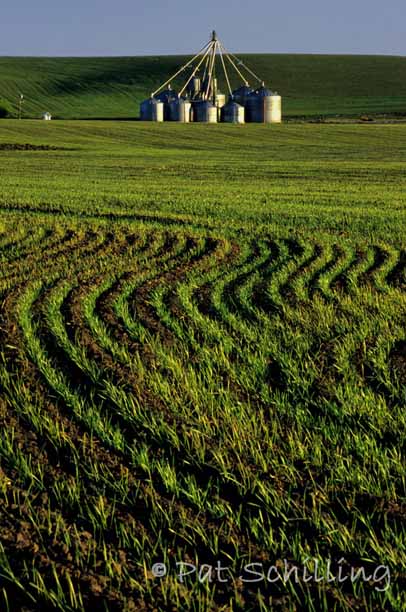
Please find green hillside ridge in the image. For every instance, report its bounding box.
[0,54,405,119]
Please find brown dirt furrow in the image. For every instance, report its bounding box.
[331,248,364,291]
[308,244,346,297]
[389,340,406,386]
[358,245,388,286]
[277,243,322,306]
[388,249,406,289]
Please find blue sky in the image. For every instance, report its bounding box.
[0,0,404,56]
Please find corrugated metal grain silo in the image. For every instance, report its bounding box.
[156,86,178,120]
[269,94,282,123]
[192,100,218,123]
[214,92,226,120]
[221,99,245,124]
[231,85,253,107]
[140,97,164,122]
[245,85,274,123]
[214,92,226,108]
[170,96,192,122]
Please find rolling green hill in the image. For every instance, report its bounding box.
[0,54,405,119]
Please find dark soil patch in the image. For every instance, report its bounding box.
[388,249,406,289]
[0,143,76,151]
[389,340,406,385]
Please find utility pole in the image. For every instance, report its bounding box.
[18,94,24,119]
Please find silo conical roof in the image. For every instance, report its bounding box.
[251,85,273,97]
[156,87,178,103]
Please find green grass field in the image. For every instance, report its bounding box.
[0,121,405,611]
[0,54,406,119]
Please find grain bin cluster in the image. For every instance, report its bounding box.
[140,31,282,125]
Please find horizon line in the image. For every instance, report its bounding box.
[0,51,405,59]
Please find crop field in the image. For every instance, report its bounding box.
[0,121,405,611]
